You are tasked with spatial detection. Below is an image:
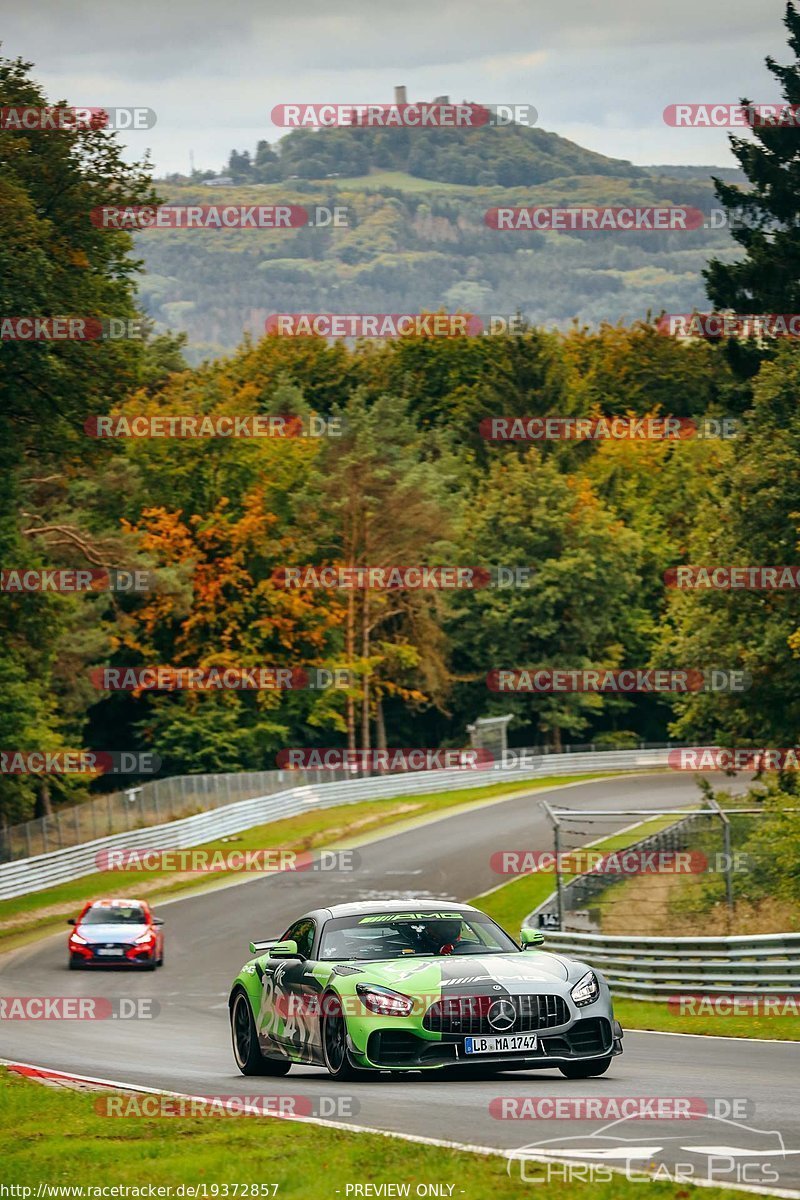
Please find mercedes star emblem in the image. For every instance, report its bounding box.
[487,998,516,1031]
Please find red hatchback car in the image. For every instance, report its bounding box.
[67,898,164,969]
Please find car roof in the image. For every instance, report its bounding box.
[317,900,479,919]
[85,898,147,909]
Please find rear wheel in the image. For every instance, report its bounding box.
[231,991,291,1077]
[559,1056,612,1079]
[322,994,358,1080]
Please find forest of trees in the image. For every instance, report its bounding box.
[137,172,733,362]
[3,2,800,828]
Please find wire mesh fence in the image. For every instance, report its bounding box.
[530,805,770,936]
[0,740,683,864]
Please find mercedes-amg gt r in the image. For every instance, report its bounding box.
[229,899,622,1078]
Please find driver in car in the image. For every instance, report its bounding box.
[418,918,463,956]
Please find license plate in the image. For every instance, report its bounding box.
[464,1034,538,1055]
[96,948,124,956]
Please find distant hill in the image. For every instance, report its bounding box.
[221,120,650,188]
[139,160,735,362]
[644,164,748,184]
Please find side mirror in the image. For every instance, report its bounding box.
[152,917,164,926]
[271,939,301,959]
[67,918,76,926]
[521,928,545,950]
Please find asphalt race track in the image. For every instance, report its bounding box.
[2,774,799,1193]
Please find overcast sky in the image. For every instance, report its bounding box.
[0,0,791,175]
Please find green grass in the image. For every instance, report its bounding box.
[306,169,468,192]
[0,772,618,953]
[614,996,800,1041]
[0,1068,748,1198]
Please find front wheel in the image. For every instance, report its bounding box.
[322,994,358,1080]
[559,1056,612,1079]
[231,991,291,1077]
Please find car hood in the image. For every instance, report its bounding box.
[75,923,149,942]
[335,951,572,991]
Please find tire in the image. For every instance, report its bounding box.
[231,990,291,1077]
[68,958,83,971]
[559,1056,612,1079]
[321,993,358,1080]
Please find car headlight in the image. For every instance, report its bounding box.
[355,983,413,1015]
[570,970,600,1007]
[134,929,155,944]
[69,931,88,945]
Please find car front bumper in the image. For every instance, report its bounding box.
[354,1016,623,1071]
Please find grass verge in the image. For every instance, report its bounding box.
[0,772,618,954]
[0,1067,748,1199]
[613,996,800,1041]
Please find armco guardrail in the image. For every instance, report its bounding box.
[536,930,800,997]
[0,740,683,862]
[0,747,669,900]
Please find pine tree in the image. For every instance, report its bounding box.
[704,2,800,312]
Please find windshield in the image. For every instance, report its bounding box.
[81,906,147,925]
[318,912,518,961]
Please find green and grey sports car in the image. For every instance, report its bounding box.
[229,900,623,1079]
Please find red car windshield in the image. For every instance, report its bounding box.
[81,906,147,925]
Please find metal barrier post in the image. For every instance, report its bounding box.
[542,802,565,930]
[705,794,734,913]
